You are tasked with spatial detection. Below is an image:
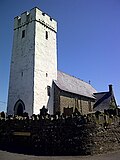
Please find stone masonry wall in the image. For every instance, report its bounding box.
[91,126,120,154]
[0,112,120,156]
[54,87,95,115]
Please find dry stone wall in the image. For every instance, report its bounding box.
[0,112,120,156]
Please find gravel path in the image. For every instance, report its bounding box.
[0,150,120,160]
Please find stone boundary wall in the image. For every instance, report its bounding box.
[91,126,120,154]
[0,112,120,155]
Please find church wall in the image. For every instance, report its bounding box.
[54,86,95,115]
[34,8,57,115]
[60,95,94,115]
[81,100,90,115]
[60,96,75,113]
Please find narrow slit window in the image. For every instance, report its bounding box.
[46,31,48,40]
[47,86,50,96]
[22,30,25,38]
[21,71,23,77]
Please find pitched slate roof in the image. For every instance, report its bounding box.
[94,92,111,108]
[93,86,117,111]
[54,71,97,99]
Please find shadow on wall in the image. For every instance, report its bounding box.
[46,82,54,114]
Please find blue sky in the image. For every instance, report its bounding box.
[0,0,120,111]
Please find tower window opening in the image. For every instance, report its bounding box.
[47,86,50,96]
[46,31,48,40]
[22,30,25,38]
[46,73,48,77]
[21,71,23,77]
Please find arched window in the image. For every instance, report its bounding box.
[14,99,25,116]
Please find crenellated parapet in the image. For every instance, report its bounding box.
[14,7,57,32]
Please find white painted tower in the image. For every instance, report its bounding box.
[7,7,57,116]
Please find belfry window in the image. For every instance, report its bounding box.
[22,30,25,38]
[47,86,50,96]
[46,31,48,40]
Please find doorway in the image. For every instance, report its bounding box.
[14,100,25,116]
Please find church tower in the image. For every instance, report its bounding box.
[7,7,57,116]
